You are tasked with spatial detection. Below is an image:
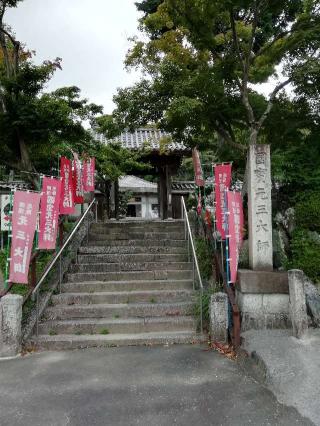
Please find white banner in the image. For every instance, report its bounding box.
[1,194,11,231]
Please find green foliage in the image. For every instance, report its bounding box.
[195,238,213,281]
[99,329,110,335]
[295,192,320,233]
[9,284,29,297]
[109,0,320,153]
[287,229,320,283]
[193,286,220,331]
[95,142,150,182]
[0,248,8,276]
[118,191,133,218]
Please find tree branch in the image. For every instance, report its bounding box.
[256,78,291,131]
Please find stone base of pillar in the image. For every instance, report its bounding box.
[236,269,291,331]
[0,294,23,358]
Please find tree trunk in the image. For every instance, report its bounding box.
[249,127,258,145]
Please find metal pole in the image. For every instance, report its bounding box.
[86,216,89,244]
[36,291,39,338]
[192,256,195,290]
[59,256,62,294]
[200,288,203,333]
[95,200,98,223]
[187,232,190,262]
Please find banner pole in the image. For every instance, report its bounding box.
[4,189,13,290]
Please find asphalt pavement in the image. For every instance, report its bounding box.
[0,344,313,426]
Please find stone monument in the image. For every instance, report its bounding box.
[247,144,273,271]
[236,144,293,331]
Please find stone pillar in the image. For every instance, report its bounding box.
[0,294,23,358]
[288,270,308,339]
[247,144,273,271]
[210,292,228,344]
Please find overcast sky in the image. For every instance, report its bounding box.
[6,0,142,114]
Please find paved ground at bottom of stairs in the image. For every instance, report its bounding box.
[0,344,312,426]
[241,329,320,426]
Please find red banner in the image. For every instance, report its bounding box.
[60,157,75,214]
[192,148,204,187]
[38,177,61,250]
[227,191,244,283]
[83,157,95,192]
[214,164,232,239]
[9,191,41,284]
[73,158,84,204]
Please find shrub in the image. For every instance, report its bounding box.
[287,229,320,283]
[295,192,320,233]
[195,238,213,281]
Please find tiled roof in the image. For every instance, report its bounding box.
[171,181,196,192]
[93,128,188,153]
[119,175,157,193]
[0,181,32,192]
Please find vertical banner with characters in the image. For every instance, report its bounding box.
[83,157,95,192]
[38,177,62,250]
[60,157,75,214]
[1,194,11,231]
[192,148,205,187]
[214,164,232,239]
[227,191,244,283]
[73,156,84,204]
[9,191,41,284]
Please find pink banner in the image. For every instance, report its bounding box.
[227,191,244,283]
[214,164,232,239]
[83,157,95,192]
[60,157,75,214]
[9,191,41,284]
[38,177,62,250]
[192,148,204,187]
[73,158,84,204]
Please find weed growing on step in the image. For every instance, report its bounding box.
[100,329,110,335]
[150,298,157,304]
[193,285,221,332]
[75,331,82,335]
[114,314,120,319]
[49,330,57,336]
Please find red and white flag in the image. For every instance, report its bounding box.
[9,191,41,284]
[59,157,75,214]
[38,177,61,250]
[227,191,244,283]
[73,156,84,204]
[192,148,205,187]
[83,157,95,192]
[214,164,232,239]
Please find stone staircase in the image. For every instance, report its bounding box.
[33,220,204,350]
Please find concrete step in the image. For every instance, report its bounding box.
[43,301,195,320]
[52,289,196,306]
[91,221,184,230]
[66,270,193,283]
[89,232,185,241]
[31,331,205,351]
[86,239,187,247]
[77,253,188,264]
[78,245,188,255]
[61,279,194,293]
[71,262,193,273]
[37,316,197,335]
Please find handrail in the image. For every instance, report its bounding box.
[32,198,97,299]
[181,197,203,333]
